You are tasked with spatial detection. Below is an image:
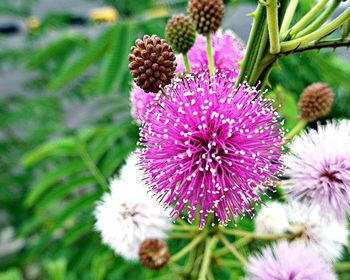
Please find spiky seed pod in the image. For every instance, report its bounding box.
[299,83,334,121]
[165,15,196,54]
[128,35,176,93]
[188,0,225,35]
[139,239,170,270]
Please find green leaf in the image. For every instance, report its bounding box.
[22,138,77,167]
[99,22,133,94]
[27,36,87,69]
[25,160,85,207]
[36,175,95,211]
[0,268,23,280]
[63,218,94,245]
[50,191,102,231]
[44,258,67,280]
[100,141,136,177]
[92,251,114,280]
[49,26,116,90]
[88,121,133,161]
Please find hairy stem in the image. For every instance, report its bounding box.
[206,33,215,75]
[170,232,207,262]
[281,7,350,52]
[168,232,195,239]
[280,0,299,35]
[218,234,247,266]
[286,0,329,37]
[292,38,350,52]
[285,119,308,139]
[266,0,281,54]
[198,236,218,280]
[334,261,350,272]
[297,0,342,38]
[236,4,267,86]
[183,52,192,73]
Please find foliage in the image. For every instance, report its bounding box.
[1,0,350,279]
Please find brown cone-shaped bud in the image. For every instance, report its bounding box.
[139,239,170,270]
[165,15,196,54]
[299,83,334,121]
[128,35,176,93]
[188,0,225,35]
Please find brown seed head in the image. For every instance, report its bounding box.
[139,239,170,270]
[165,15,196,54]
[299,83,334,121]
[188,0,225,35]
[128,35,176,93]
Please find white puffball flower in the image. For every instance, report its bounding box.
[94,153,171,261]
[286,201,348,262]
[254,201,289,235]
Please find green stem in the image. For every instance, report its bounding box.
[217,259,242,268]
[213,236,252,257]
[290,38,350,53]
[183,52,192,73]
[170,232,207,263]
[168,232,194,239]
[297,0,342,38]
[198,236,218,280]
[281,7,350,52]
[286,0,329,37]
[219,227,298,241]
[172,224,197,231]
[249,25,269,84]
[334,262,350,272]
[218,234,247,266]
[77,140,108,192]
[206,33,215,76]
[285,119,308,139]
[280,0,299,35]
[236,4,267,86]
[266,0,280,54]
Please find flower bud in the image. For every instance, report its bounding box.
[128,35,176,93]
[139,239,170,270]
[165,15,196,54]
[188,0,225,35]
[299,83,334,121]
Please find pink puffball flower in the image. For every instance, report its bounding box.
[245,241,336,280]
[130,30,244,123]
[130,84,156,124]
[138,71,285,228]
[283,120,350,220]
[176,30,244,76]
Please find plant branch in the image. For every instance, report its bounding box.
[334,261,350,272]
[170,232,207,263]
[213,236,252,257]
[77,140,108,192]
[236,4,267,86]
[285,0,329,37]
[183,53,192,73]
[218,234,247,266]
[206,33,215,76]
[198,236,218,280]
[219,227,298,241]
[290,38,350,53]
[266,0,280,54]
[168,232,195,239]
[281,7,350,52]
[285,119,308,139]
[297,0,342,38]
[280,0,299,35]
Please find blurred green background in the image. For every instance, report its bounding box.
[0,0,350,279]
